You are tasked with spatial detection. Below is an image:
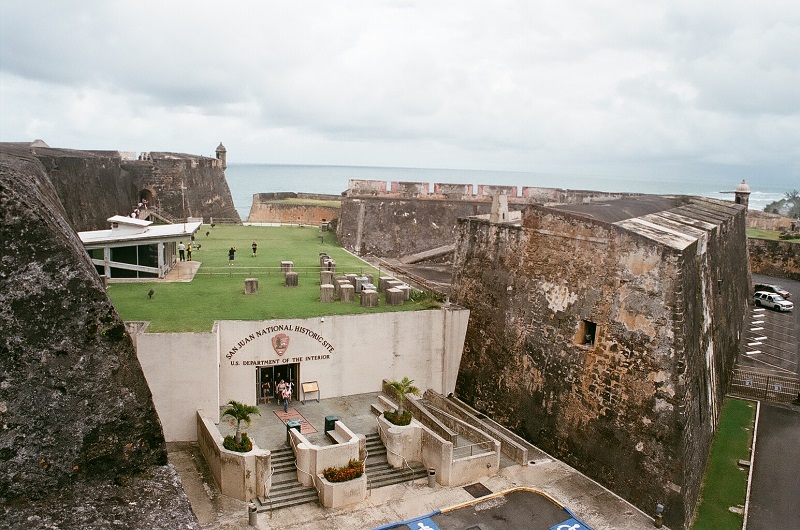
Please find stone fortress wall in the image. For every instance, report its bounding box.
[337,179,645,257]
[449,199,749,530]
[24,141,239,232]
[0,145,197,526]
[247,192,341,228]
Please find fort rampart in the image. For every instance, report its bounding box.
[748,238,800,280]
[246,192,340,228]
[24,144,239,231]
[338,179,642,257]
[449,201,749,529]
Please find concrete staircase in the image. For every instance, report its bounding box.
[253,446,317,513]
[254,434,427,512]
[364,432,428,489]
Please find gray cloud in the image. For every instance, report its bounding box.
[1,0,798,186]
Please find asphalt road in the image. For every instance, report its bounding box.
[746,402,800,530]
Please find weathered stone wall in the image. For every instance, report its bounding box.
[673,200,750,527]
[337,196,495,256]
[8,144,240,231]
[33,149,139,231]
[336,179,662,258]
[125,152,240,224]
[747,210,795,231]
[246,192,340,226]
[748,238,800,280]
[450,202,748,529]
[0,146,197,527]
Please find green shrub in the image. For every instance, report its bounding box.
[384,410,412,426]
[322,459,364,482]
[223,433,253,452]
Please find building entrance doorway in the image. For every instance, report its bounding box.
[257,364,299,404]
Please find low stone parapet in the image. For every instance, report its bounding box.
[196,412,271,502]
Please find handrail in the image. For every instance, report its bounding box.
[452,440,495,459]
[262,465,276,510]
[288,433,323,496]
[370,256,447,296]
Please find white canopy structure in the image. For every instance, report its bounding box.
[79,216,201,280]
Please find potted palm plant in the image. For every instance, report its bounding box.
[385,377,419,426]
[221,400,260,452]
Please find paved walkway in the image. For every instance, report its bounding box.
[172,393,660,529]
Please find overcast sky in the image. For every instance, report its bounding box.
[1,1,798,186]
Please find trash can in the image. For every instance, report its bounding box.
[286,419,301,444]
[325,415,338,433]
[428,468,436,488]
[248,502,257,526]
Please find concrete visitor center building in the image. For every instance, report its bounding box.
[132,308,469,442]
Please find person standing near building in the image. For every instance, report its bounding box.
[251,241,258,257]
[276,379,286,403]
[178,241,186,261]
[228,246,236,265]
[282,385,292,413]
[261,380,271,404]
[186,243,193,261]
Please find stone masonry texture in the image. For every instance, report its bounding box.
[21,144,239,232]
[0,146,198,528]
[450,198,749,530]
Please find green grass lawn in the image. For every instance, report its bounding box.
[747,227,782,240]
[747,227,800,242]
[107,224,439,332]
[691,398,756,530]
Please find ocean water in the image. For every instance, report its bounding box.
[225,163,791,220]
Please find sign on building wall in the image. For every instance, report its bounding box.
[223,322,335,366]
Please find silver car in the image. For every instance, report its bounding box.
[753,291,794,312]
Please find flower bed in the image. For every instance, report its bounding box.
[384,410,413,426]
[223,433,253,453]
[322,459,364,483]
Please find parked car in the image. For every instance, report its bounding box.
[753,283,791,298]
[753,291,794,312]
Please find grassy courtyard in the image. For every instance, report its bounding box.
[106,224,439,332]
[691,398,756,529]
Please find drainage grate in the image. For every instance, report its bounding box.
[463,482,493,498]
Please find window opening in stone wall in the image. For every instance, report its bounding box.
[574,320,597,346]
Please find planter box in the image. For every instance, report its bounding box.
[378,414,423,468]
[317,472,367,508]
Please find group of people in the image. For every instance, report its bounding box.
[177,241,193,261]
[261,379,294,412]
[128,199,149,219]
[227,242,257,265]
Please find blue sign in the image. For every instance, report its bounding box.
[405,519,440,530]
[551,518,588,530]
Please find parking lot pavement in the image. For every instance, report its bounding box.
[740,274,800,378]
[747,402,800,530]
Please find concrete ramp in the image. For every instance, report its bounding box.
[399,244,455,264]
